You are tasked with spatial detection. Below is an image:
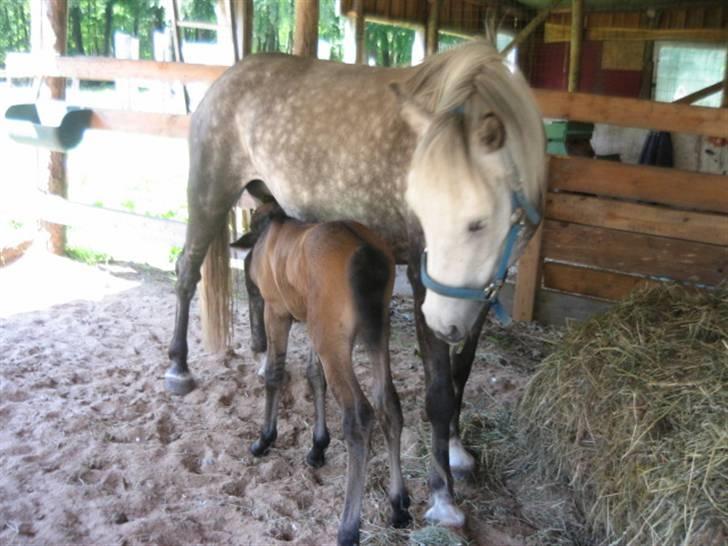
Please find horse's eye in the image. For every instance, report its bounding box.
[468,220,486,233]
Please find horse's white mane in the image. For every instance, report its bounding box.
[403,39,546,211]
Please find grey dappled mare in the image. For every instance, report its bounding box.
[167,40,547,530]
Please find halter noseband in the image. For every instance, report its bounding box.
[420,190,541,326]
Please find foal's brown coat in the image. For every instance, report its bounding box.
[232,203,410,546]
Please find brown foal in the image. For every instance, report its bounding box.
[232,201,411,546]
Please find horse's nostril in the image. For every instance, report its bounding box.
[445,325,462,343]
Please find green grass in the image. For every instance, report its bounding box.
[65,246,112,265]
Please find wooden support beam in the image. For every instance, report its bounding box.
[293,0,319,57]
[568,0,583,93]
[513,224,544,322]
[89,110,190,138]
[672,81,724,104]
[426,0,440,57]
[502,7,552,57]
[545,23,728,43]
[32,0,68,256]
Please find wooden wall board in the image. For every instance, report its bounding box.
[548,156,728,215]
[545,192,728,246]
[536,90,728,138]
[500,283,613,326]
[542,220,728,286]
[542,262,659,301]
[601,39,644,70]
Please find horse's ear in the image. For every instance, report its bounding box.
[390,83,432,137]
[231,232,257,249]
[245,180,274,204]
[475,113,506,153]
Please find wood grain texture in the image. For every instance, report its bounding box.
[545,192,728,246]
[542,220,728,286]
[542,262,659,301]
[536,90,728,138]
[548,156,728,214]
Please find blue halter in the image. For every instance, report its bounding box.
[420,190,541,326]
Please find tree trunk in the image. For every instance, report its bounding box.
[103,0,114,56]
[32,0,68,255]
[70,6,84,55]
[293,0,318,57]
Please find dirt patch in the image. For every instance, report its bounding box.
[0,252,583,545]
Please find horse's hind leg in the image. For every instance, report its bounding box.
[317,344,374,546]
[244,250,267,376]
[251,305,292,456]
[367,339,411,528]
[166,178,242,395]
[305,346,330,468]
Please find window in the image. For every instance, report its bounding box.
[654,42,727,107]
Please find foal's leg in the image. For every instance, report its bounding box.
[244,250,267,376]
[449,309,488,478]
[251,306,292,456]
[367,337,411,528]
[318,343,374,546]
[305,346,330,468]
[407,256,465,527]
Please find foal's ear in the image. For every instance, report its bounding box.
[474,113,506,153]
[390,83,433,137]
[231,232,257,249]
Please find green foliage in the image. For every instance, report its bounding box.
[0,0,30,66]
[365,22,414,67]
[66,246,112,265]
[253,0,295,54]
[168,244,182,264]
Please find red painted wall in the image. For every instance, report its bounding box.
[530,39,643,98]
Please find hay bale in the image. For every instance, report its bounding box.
[520,284,728,546]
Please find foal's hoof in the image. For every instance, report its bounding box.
[337,526,360,546]
[305,448,326,469]
[164,369,196,396]
[250,430,276,457]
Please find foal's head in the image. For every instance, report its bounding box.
[394,41,546,342]
[231,201,287,250]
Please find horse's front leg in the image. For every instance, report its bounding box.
[448,308,488,478]
[407,256,465,528]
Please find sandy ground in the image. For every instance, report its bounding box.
[0,249,579,546]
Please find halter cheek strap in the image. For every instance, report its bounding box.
[419,190,541,326]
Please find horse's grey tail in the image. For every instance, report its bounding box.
[349,244,392,348]
[200,214,234,353]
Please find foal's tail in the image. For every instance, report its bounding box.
[200,215,234,353]
[350,244,393,348]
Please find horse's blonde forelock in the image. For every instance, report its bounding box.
[404,39,546,211]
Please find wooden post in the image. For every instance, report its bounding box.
[502,7,553,57]
[426,0,440,56]
[241,0,253,57]
[568,0,584,92]
[293,0,319,57]
[354,0,365,64]
[513,224,544,321]
[32,0,67,255]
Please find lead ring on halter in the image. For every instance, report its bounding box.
[419,190,541,326]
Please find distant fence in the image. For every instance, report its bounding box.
[5,53,728,323]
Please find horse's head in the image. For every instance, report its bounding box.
[394,41,546,343]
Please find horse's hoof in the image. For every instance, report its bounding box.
[164,369,196,396]
[449,438,476,480]
[305,448,326,468]
[391,506,412,529]
[424,492,465,527]
[250,440,269,457]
